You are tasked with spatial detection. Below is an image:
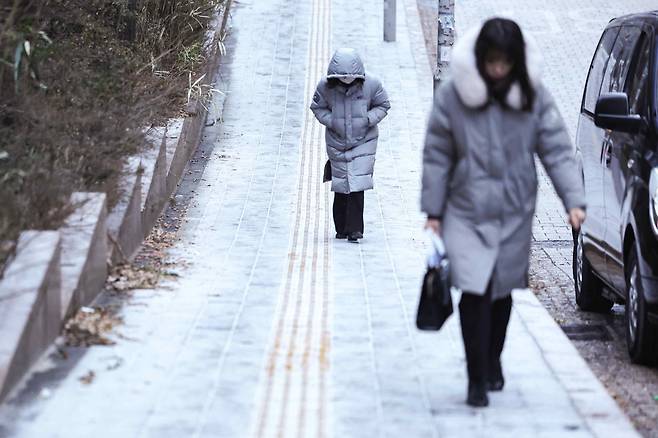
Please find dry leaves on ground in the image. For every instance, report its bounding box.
[108,218,185,294]
[144,226,177,251]
[106,226,179,292]
[64,306,122,347]
[107,264,161,292]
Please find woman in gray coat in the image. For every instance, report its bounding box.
[421,18,586,407]
[311,48,391,242]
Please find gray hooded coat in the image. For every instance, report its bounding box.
[310,48,391,194]
[421,26,586,300]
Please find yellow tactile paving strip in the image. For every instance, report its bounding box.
[252,0,332,436]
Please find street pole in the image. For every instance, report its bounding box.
[384,0,396,42]
[434,0,455,91]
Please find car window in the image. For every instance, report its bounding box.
[583,28,619,114]
[625,35,651,115]
[600,26,642,95]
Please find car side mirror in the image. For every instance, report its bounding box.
[594,92,642,134]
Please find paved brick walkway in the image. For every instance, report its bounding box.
[0,0,652,437]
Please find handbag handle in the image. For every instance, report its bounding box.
[425,230,446,268]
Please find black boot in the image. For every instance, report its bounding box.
[467,381,489,407]
[487,360,504,391]
[460,292,491,407]
[488,295,511,392]
[347,231,362,242]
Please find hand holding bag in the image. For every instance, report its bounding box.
[416,231,453,331]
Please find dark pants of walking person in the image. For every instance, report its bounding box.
[333,191,364,237]
[459,283,512,406]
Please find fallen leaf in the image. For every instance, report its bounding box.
[79,370,95,385]
[107,265,160,291]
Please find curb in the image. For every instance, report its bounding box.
[0,1,233,403]
[513,289,640,437]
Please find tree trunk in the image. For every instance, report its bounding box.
[434,0,455,89]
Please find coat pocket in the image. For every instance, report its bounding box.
[352,116,369,141]
[331,116,346,138]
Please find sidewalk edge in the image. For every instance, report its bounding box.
[512,288,640,437]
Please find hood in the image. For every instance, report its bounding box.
[450,23,542,110]
[327,48,366,80]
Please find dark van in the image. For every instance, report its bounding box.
[574,11,658,365]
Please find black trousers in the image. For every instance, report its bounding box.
[459,285,512,384]
[333,191,364,235]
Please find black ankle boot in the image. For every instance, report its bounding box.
[487,361,504,392]
[347,231,362,242]
[467,381,489,407]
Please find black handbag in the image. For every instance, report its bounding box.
[416,235,453,331]
[323,160,331,183]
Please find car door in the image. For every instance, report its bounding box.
[603,28,651,291]
[576,27,619,275]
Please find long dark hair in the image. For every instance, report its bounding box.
[475,18,535,111]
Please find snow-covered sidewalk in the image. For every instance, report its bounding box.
[0,0,645,436]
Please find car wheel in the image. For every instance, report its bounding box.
[625,245,658,365]
[573,229,613,312]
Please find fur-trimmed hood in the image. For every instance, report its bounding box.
[450,23,542,110]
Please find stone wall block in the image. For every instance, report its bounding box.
[60,192,109,319]
[0,231,61,401]
[141,131,169,237]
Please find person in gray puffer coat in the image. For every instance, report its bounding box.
[421,19,586,408]
[311,48,391,242]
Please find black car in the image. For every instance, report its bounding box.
[574,11,658,365]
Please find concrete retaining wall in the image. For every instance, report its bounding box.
[60,193,108,319]
[141,128,169,239]
[0,231,61,401]
[107,157,143,264]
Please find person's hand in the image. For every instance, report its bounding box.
[568,208,586,231]
[425,218,441,235]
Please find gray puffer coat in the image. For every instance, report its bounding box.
[310,48,391,193]
[421,26,586,300]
